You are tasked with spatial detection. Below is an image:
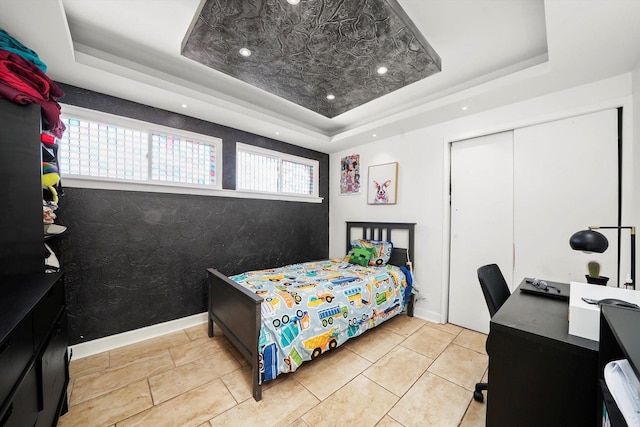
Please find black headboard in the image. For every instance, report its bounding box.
[346,222,416,268]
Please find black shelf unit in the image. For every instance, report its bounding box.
[0,99,69,426]
[598,304,640,426]
[0,101,44,276]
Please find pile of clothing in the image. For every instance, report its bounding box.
[0,29,65,137]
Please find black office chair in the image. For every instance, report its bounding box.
[473,263,511,403]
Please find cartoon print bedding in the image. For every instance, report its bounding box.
[230,259,410,383]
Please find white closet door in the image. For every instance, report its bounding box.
[449,131,514,334]
[513,109,619,285]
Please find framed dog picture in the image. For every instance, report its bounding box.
[368,162,398,204]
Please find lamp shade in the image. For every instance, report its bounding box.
[569,230,609,253]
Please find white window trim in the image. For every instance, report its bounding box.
[59,105,323,204]
[236,142,321,200]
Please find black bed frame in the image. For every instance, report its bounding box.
[206,221,416,401]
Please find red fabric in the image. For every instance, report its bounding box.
[0,49,65,137]
[0,56,49,99]
[41,132,56,145]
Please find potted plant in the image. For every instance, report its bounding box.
[586,260,609,286]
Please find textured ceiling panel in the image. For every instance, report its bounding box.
[182,0,441,118]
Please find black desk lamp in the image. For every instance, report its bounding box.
[569,226,636,290]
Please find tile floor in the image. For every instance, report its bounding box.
[58,315,488,427]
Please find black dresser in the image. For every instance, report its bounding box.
[0,273,69,426]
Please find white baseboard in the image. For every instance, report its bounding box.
[69,312,208,361]
[413,306,441,324]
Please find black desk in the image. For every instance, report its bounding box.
[487,279,599,426]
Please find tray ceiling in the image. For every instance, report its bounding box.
[25,0,640,153]
[182,0,441,118]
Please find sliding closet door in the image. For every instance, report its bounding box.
[449,131,514,334]
[513,109,619,285]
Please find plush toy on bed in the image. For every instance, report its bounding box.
[348,247,372,266]
[347,239,394,266]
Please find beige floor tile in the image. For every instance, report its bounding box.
[287,418,310,427]
[426,322,463,336]
[427,344,488,391]
[343,325,406,362]
[220,366,253,403]
[209,377,319,426]
[117,378,236,427]
[59,320,491,427]
[388,372,471,427]
[459,399,486,427]
[58,379,152,427]
[71,351,174,405]
[69,351,110,378]
[363,346,433,396]
[169,335,227,366]
[224,340,250,367]
[294,346,371,400]
[378,314,426,337]
[149,350,242,404]
[401,324,456,359]
[375,415,404,427]
[67,378,75,402]
[183,323,210,341]
[302,375,398,426]
[453,329,487,355]
[109,331,190,367]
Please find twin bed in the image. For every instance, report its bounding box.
[207,221,416,401]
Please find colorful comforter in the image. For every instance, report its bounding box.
[230,259,410,383]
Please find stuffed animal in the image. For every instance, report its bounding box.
[42,162,60,203]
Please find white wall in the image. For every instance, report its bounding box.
[330,73,636,324]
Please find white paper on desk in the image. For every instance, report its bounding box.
[605,359,640,426]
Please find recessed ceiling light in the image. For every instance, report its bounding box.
[461,106,468,111]
[373,134,377,137]
[239,47,251,57]
[326,94,335,100]
[275,131,280,135]
[377,66,388,75]
[287,0,300,4]
[181,104,188,108]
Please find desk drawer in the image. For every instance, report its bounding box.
[33,278,64,348]
[0,313,33,405]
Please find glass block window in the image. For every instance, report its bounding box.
[151,134,217,185]
[58,106,221,189]
[60,118,148,180]
[236,150,279,193]
[282,160,314,195]
[236,143,319,197]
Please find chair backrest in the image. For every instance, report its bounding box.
[477,264,511,318]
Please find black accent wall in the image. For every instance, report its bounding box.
[55,84,329,345]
